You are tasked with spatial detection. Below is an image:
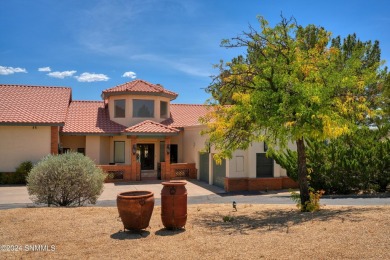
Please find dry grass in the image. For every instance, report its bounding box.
[1,204,389,259]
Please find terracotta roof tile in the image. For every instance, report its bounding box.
[0,84,71,125]
[124,120,179,135]
[162,104,210,127]
[102,79,178,100]
[61,101,126,134]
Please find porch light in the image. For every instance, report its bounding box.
[166,144,170,155]
[264,142,268,152]
[132,144,137,155]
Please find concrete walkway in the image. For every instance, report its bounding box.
[1,180,390,209]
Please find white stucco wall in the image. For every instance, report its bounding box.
[228,150,249,178]
[0,126,51,172]
[182,125,209,166]
[182,125,294,180]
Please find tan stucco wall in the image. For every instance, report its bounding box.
[0,126,51,172]
[85,136,101,164]
[107,94,171,127]
[60,135,86,151]
[100,136,110,165]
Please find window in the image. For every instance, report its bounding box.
[160,101,168,118]
[256,153,274,178]
[114,99,126,118]
[114,141,125,163]
[133,99,154,118]
[77,148,85,155]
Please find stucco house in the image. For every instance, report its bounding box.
[0,79,297,191]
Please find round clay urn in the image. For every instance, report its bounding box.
[161,181,187,229]
[117,191,154,231]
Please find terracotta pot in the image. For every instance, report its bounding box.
[161,181,187,229]
[117,191,154,231]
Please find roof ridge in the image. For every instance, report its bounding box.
[0,84,71,90]
[171,103,207,106]
[71,100,104,103]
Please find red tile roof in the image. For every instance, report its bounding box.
[0,84,71,125]
[61,101,126,134]
[124,120,179,135]
[102,79,178,100]
[162,104,211,128]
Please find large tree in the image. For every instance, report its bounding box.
[202,16,388,211]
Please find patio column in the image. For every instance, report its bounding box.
[50,126,59,154]
[164,137,171,180]
[130,136,140,181]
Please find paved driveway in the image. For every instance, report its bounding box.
[1,180,389,209]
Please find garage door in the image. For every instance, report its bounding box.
[212,158,226,188]
[199,152,209,183]
[256,153,274,178]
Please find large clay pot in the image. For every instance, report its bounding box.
[161,181,187,229]
[117,191,154,231]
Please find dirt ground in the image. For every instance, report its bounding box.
[0,204,389,259]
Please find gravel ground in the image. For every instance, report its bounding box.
[1,204,389,259]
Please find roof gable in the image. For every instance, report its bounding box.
[124,120,179,135]
[102,79,178,100]
[0,84,71,125]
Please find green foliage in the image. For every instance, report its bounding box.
[290,188,325,212]
[202,15,389,211]
[223,215,234,222]
[0,161,33,184]
[272,127,390,194]
[27,152,105,207]
[269,149,298,181]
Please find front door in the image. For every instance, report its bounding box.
[137,144,155,170]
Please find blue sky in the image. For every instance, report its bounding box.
[1,0,389,104]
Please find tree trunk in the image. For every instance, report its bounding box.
[296,138,310,211]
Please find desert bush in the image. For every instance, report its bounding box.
[291,188,325,212]
[27,152,105,206]
[0,161,33,184]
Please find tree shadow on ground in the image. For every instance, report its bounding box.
[192,206,381,234]
[110,230,150,240]
[155,228,186,236]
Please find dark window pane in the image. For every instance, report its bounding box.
[133,99,154,118]
[114,99,126,118]
[160,101,168,118]
[77,148,85,155]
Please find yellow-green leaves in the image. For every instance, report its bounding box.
[203,15,387,164]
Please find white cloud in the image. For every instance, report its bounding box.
[0,66,27,75]
[47,70,77,79]
[38,66,51,72]
[122,71,137,79]
[75,72,109,82]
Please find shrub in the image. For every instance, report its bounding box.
[27,152,105,207]
[271,128,390,194]
[291,188,325,212]
[0,161,33,184]
[15,161,33,184]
